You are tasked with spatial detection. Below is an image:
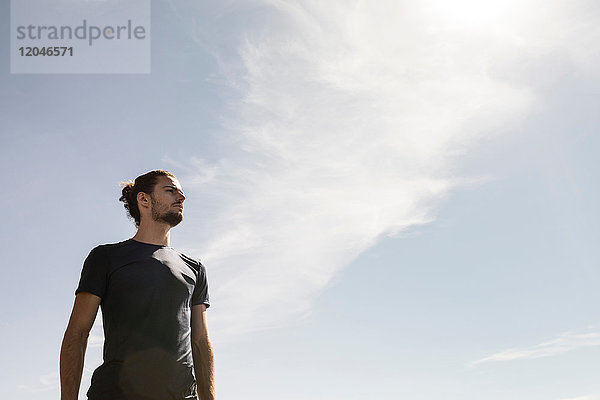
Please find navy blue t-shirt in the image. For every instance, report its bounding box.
[76,239,210,400]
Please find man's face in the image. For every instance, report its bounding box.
[149,175,186,227]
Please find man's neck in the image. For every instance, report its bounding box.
[132,221,171,246]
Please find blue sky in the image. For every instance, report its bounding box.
[1,0,599,399]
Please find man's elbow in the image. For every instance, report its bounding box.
[62,325,91,345]
[192,335,212,348]
[192,335,214,356]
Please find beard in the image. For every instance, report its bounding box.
[151,199,183,227]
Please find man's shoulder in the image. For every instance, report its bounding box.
[176,250,202,265]
[86,239,139,262]
[172,249,205,273]
[81,241,130,269]
[91,239,133,252]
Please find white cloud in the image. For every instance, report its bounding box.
[172,0,600,338]
[470,330,600,366]
[559,396,600,400]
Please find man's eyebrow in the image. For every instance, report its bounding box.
[163,185,183,191]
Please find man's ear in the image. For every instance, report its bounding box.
[137,192,151,209]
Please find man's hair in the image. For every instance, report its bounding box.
[119,170,176,226]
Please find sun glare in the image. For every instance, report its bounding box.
[425,0,525,30]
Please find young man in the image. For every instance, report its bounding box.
[60,170,214,400]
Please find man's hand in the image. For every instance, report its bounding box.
[191,304,215,400]
[60,292,101,400]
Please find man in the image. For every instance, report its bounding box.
[60,170,215,400]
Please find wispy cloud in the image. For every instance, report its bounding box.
[19,317,104,396]
[470,329,600,366]
[88,314,104,348]
[17,371,58,393]
[559,396,600,400]
[170,0,600,338]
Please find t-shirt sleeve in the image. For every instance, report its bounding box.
[75,246,109,299]
[192,261,210,308]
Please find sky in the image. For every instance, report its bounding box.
[1,0,599,399]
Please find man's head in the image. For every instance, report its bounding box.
[119,170,186,227]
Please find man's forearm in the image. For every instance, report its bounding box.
[192,337,215,400]
[60,330,88,400]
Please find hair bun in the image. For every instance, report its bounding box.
[119,180,135,204]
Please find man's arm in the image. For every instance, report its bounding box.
[191,304,215,400]
[60,292,101,400]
